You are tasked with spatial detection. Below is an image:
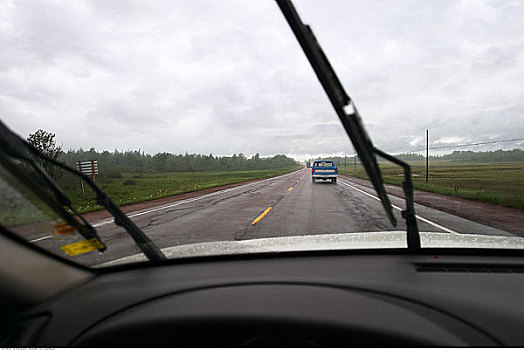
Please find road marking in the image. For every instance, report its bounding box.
[339,180,458,234]
[92,169,303,228]
[92,187,236,227]
[251,206,273,225]
[29,235,52,243]
[29,170,307,242]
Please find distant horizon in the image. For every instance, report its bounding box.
[59,144,523,163]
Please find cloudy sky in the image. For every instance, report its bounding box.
[1,0,523,160]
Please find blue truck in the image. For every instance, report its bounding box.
[311,160,338,183]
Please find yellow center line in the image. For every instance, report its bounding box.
[251,206,273,225]
[288,186,293,191]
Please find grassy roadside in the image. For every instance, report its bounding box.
[68,167,301,213]
[339,161,524,210]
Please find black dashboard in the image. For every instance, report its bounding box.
[3,249,524,346]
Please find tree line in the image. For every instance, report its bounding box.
[23,129,299,188]
[392,149,524,162]
[60,148,299,175]
[313,149,524,168]
[434,149,524,162]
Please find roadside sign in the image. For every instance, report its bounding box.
[77,160,98,176]
[77,160,98,194]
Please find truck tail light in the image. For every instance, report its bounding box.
[312,169,314,174]
[336,168,338,173]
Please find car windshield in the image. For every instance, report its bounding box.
[1,0,523,268]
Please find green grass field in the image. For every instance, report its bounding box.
[67,167,300,213]
[340,161,524,210]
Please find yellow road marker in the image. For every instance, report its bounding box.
[288,186,293,191]
[251,206,273,225]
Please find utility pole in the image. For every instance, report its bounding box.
[344,154,347,170]
[425,129,429,183]
[354,154,356,173]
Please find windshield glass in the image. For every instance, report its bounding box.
[1,0,523,268]
[0,162,59,233]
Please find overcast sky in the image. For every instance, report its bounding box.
[1,0,523,161]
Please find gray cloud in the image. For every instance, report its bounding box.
[1,0,523,160]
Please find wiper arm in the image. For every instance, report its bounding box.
[276,0,420,249]
[0,121,106,251]
[0,120,167,261]
[375,149,420,249]
[0,148,106,251]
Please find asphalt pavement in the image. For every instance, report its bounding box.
[33,167,514,266]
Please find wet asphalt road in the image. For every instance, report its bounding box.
[34,167,513,266]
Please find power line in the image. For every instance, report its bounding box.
[332,137,523,160]
[410,137,524,153]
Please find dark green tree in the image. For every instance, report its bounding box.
[26,129,63,179]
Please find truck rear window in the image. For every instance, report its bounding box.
[314,162,333,167]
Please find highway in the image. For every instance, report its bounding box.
[33,168,514,266]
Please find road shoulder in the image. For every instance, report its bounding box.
[340,174,524,236]
[81,170,300,223]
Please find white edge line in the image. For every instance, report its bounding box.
[32,169,303,240]
[339,180,458,234]
[29,235,52,243]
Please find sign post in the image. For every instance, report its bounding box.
[77,160,98,195]
[426,129,429,184]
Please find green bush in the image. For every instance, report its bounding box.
[105,169,122,178]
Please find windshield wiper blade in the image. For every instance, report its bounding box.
[0,120,167,262]
[0,121,106,250]
[0,148,106,250]
[276,0,420,249]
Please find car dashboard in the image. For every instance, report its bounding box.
[2,249,524,347]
